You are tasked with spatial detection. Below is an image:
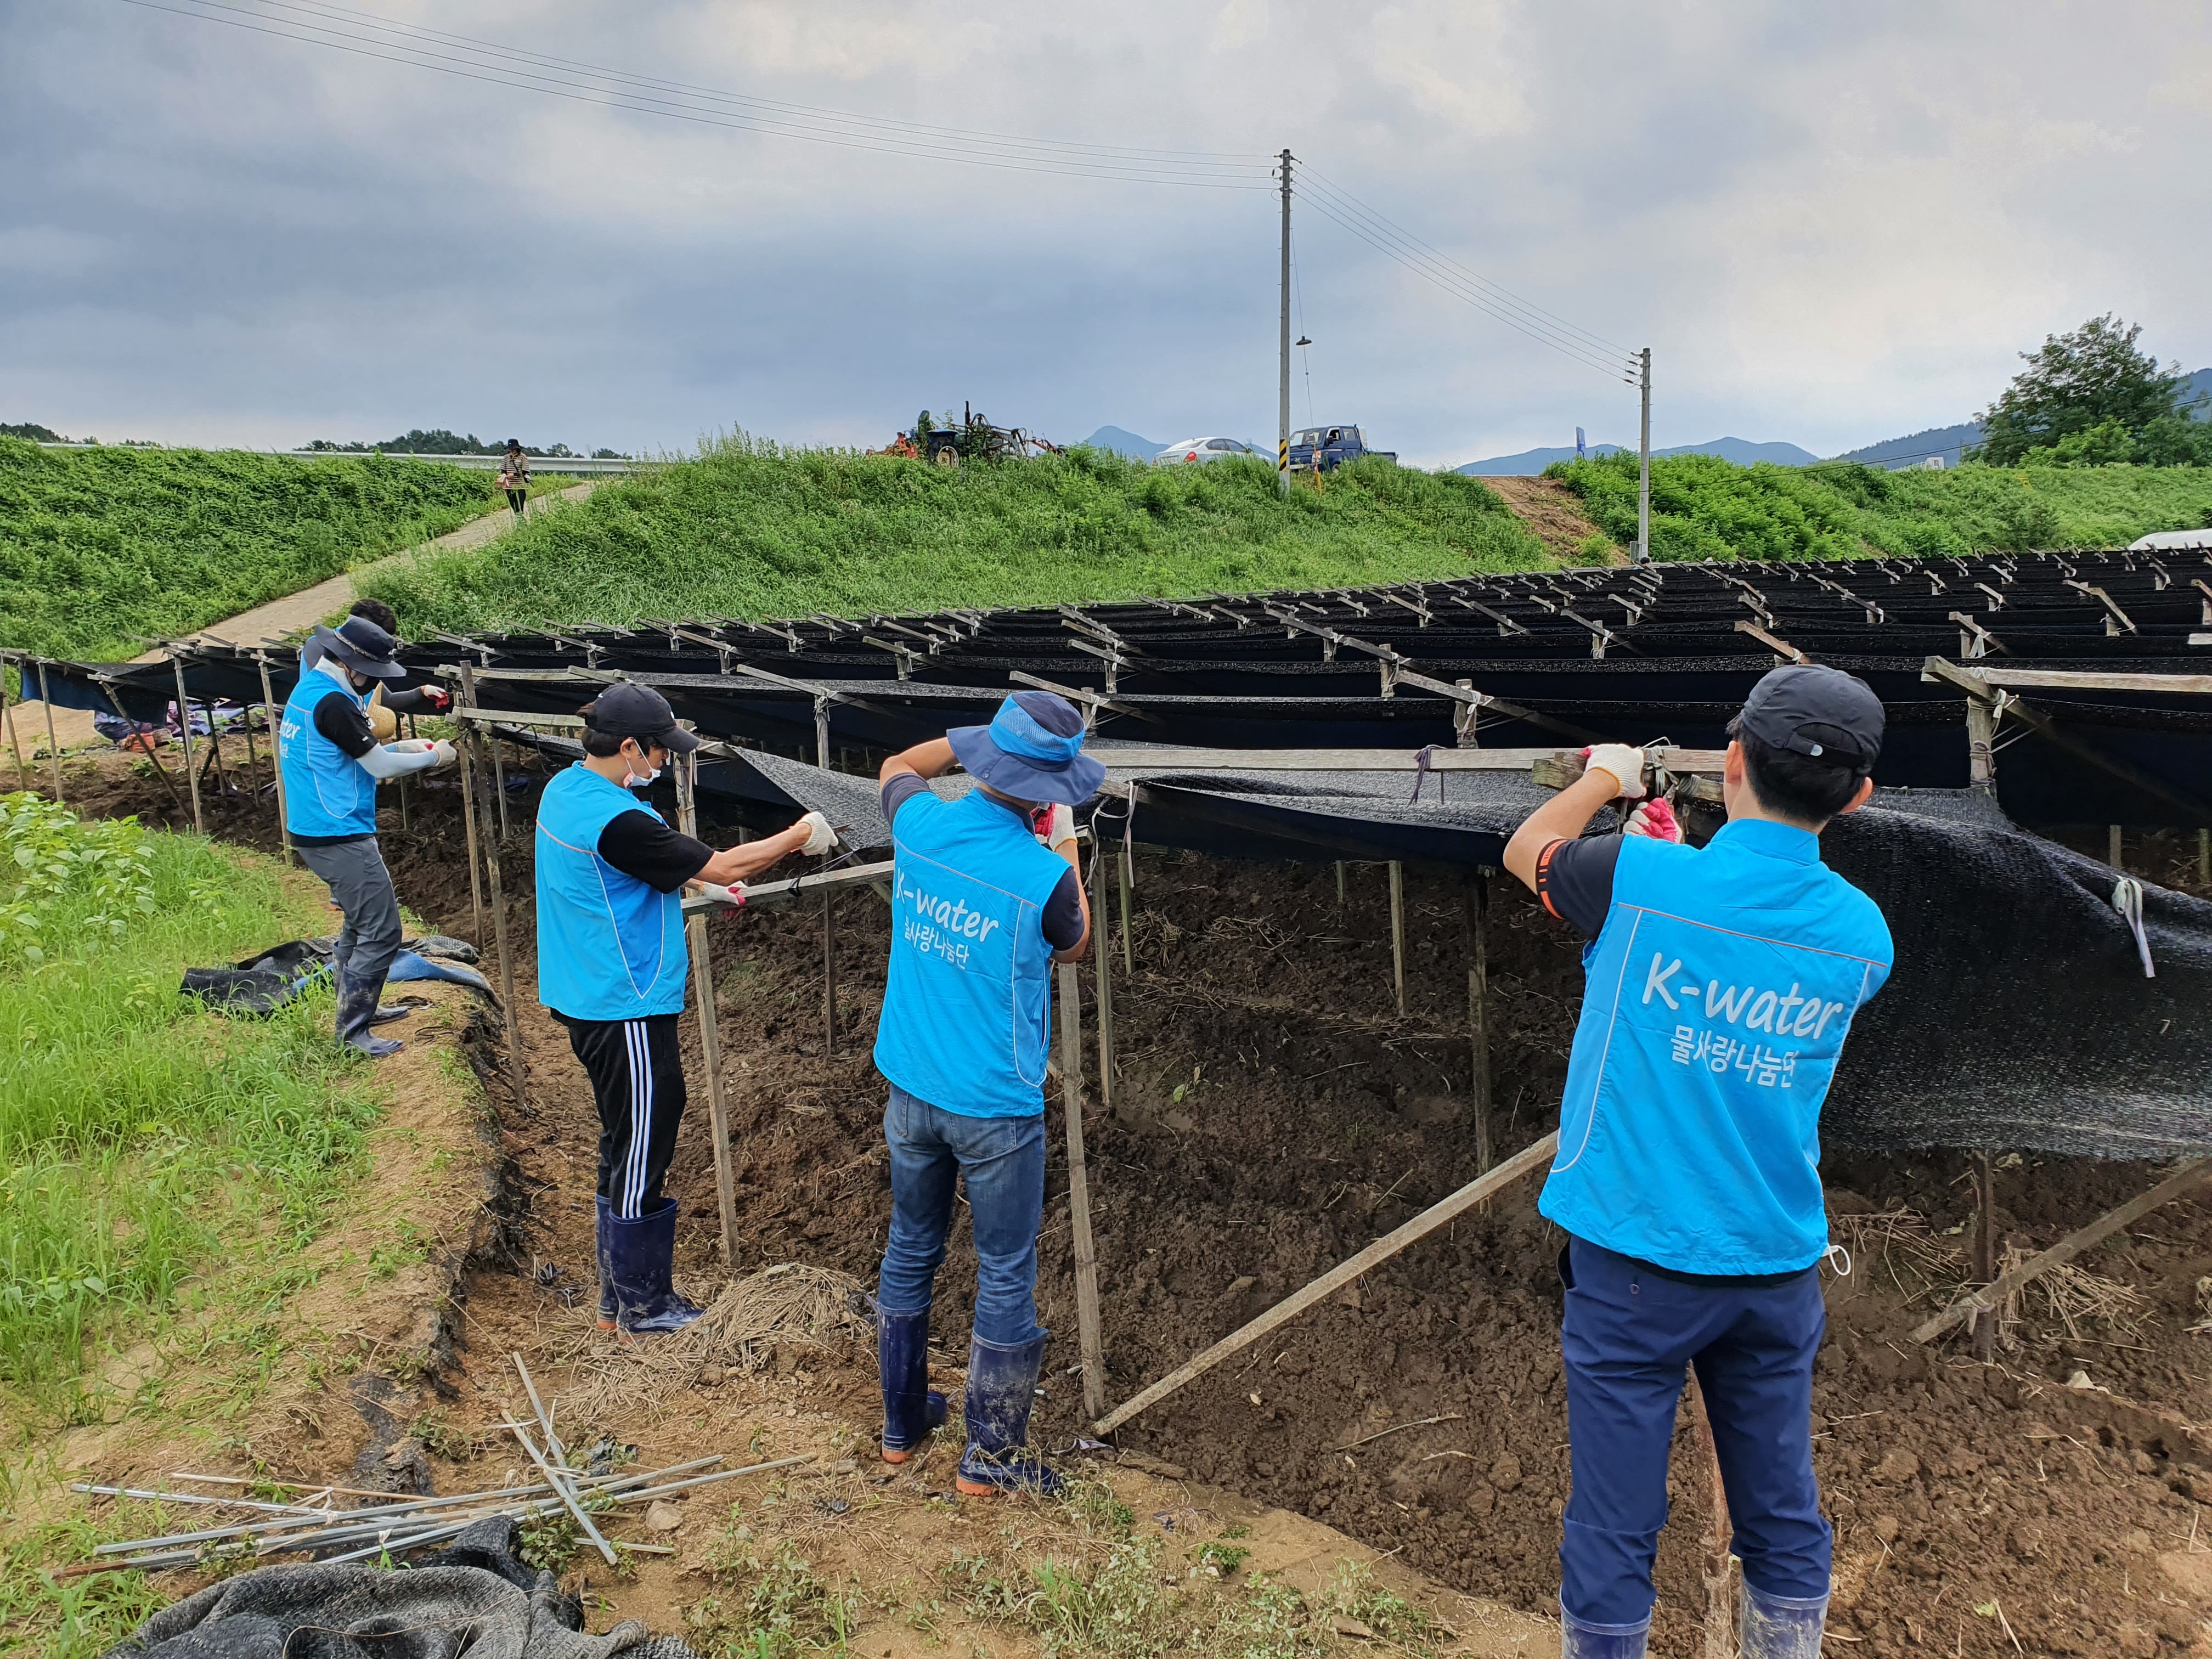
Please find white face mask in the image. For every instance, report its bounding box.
[622,745,662,789]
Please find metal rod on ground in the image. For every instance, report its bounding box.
[3,659,31,788]
[1387,861,1407,1017]
[256,656,294,864]
[504,1419,617,1566]
[37,662,64,804]
[1684,1370,1735,1658]
[169,658,203,831]
[1058,961,1108,1423]
[454,664,486,939]
[1911,1158,2212,1343]
[100,682,182,807]
[1091,844,1115,1118]
[1094,1130,1559,1434]
[1972,1152,1997,1363]
[676,753,741,1266]
[1463,870,1493,1172]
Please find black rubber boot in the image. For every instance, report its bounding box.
[336,968,404,1058]
[955,1332,1062,1498]
[595,1194,618,1331]
[604,1199,706,1336]
[330,947,407,1024]
[878,1307,948,1463]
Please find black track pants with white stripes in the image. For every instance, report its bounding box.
[558,1012,689,1218]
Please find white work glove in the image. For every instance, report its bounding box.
[1582,743,1648,799]
[797,810,840,856]
[695,881,746,908]
[1043,802,1077,854]
[428,738,458,772]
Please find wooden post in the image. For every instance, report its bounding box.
[100,682,182,810]
[202,701,230,798]
[814,700,831,769]
[32,663,65,805]
[492,736,512,840]
[1964,699,1996,796]
[2109,825,2124,871]
[1091,845,1114,1116]
[1971,1151,1997,1363]
[1387,861,1407,1017]
[1683,1370,1735,1658]
[256,656,294,865]
[1094,1131,1559,1434]
[468,729,523,1074]
[1463,871,1493,1171]
[676,754,741,1268]
[2,661,29,789]
[821,888,837,1051]
[1118,788,1135,977]
[169,659,204,833]
[2199,827,2209,889]
[1335,861,1346,907]
[455,667,486,938]
[1058,961,1108,1423]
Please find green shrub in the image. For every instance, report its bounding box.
[0,440,504,659]
[360,433,1547,636]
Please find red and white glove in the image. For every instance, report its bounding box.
[1625,797,1683,843]
[1042,803,1078,854]
[695,881,746,908]
[1581,744,1649,799]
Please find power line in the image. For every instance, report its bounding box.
[115,0,1276,189]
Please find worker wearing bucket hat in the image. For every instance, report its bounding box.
[1500,665,1894,1659]
[279,613,458,1058]
[871,691,1104,1496]
[535,682,836,1338]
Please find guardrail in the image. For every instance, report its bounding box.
[32,444,646,476]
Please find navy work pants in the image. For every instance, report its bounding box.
[1559,1236,1830,1632]
[875,1083,1046,1346]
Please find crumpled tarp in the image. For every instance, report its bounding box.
[182,934,491,1013]
[102,1516,701,1659]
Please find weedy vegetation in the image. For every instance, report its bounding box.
[360,432,1550,637]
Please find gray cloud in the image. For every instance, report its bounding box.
[4,1,2208,466]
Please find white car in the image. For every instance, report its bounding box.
[1154,436,1256,466]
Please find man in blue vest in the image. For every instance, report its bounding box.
[871,691,1099,1497]
[279,614,457,1058]
[535,682,836,1337]
[1502,664,1893,1659]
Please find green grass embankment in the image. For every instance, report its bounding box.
[0,795,381,1407]
[0,440,514,661]
[1548,450,2212,561]
[359,435,1548,635]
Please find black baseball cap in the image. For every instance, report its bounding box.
[583,682,700,754]
[1736,664,1883,767]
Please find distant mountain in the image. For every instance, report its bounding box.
[1080,426,1160,459]
[1831,366,2212,466]
[1458,436,1820,476]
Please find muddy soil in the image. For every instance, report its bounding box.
[38,751,2212,1656]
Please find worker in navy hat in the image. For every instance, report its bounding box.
[871,690,1104,1496]
[535,681,836,1337]
[279,613,458,1057]
[1501,665,1894,1659]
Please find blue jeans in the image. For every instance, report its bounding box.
[876,1084,1047,1346]
[1559,1236,1830,1630]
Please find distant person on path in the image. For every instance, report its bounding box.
[279,614,458,1057]
[1500,665,1893,1658]
[870,692,1098,1496]
[498,439,528,516]
[532,684,833,1336]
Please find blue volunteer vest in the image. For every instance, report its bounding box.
[534,763,689,1022]
[873,789,1071,1119]
[1541,818,1893,1276]
[279,669,378,838]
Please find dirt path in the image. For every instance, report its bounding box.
[1480,477,1620,565]
[5,482,594,754]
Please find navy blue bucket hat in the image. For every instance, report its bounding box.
[947,691,1106,805]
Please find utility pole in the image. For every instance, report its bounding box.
[1278,148,1294,498]
[1636,347,1652,565]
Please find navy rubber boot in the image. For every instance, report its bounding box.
[330,948,405,1024]
[336,968,404,1058]
[603,1199,706,1336]
[955,1333,1063,1498]
[1740,1584,1827,1658]
[595,1195,618,1331]
[878,1308,948,1464]
[1558,1604,1649,1659]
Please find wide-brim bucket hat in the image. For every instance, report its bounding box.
[947,690,1106,806]
[309,617,407,680]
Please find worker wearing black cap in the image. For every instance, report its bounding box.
[279,613,458,1057]
[1501,664,1894,1659]
[534,682,837,1336]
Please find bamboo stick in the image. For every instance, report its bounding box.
[503,1419,617,1566]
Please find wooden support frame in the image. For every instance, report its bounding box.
[1085,745,1725,775]
[35,662,64,804]
[675,753,742,1268]
[1387,862,1407,1017]
[1057,962,1109,1422]
[1910,1158,2211,1344]
[1090,844,1115,1116]
[2,659,30,789]
[1094,1131,1558,1434]
[464,724,523,1074]
[170,659,204,832]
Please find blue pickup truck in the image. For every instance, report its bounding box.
[1289,424,1396,473]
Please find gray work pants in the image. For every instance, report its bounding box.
[295,836,404,985]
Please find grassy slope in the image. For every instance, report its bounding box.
[360,437,1548,635]
[0,797,381,1407]
[0,440,509,661]
[1547,449,2212,560]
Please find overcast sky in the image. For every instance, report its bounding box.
[5,1,2209,468]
